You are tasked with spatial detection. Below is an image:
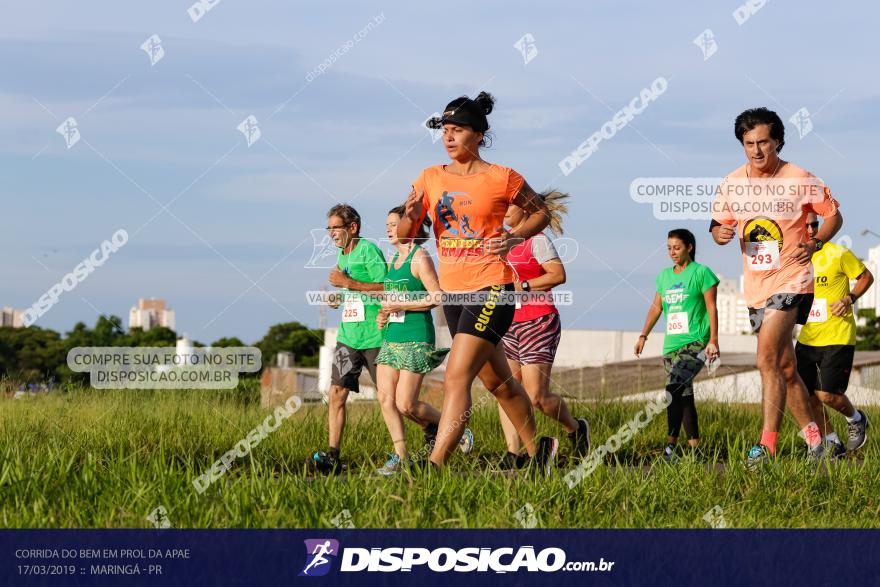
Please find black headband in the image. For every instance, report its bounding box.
[426,98,489,133]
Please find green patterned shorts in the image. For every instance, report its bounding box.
[663,341,707,398]
[375,341,450,374]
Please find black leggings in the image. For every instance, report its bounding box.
[666,384,700,440]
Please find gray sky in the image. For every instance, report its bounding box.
[3,1,878,343]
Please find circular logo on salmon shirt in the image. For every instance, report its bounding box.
[743,216,783,250]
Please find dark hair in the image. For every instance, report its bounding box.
[441,91,495,147]
[327,204,361,235]
[473,91,494,147]
[668,228,696,261]
[389,205,431,245]
[734,107,785,153]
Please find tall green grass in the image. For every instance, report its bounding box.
[1,386,877,528]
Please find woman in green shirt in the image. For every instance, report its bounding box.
[634,229,720,461]
[374,206,473,476]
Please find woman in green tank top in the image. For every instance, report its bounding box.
[374,206,473,476]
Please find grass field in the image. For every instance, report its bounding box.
[1,383,878,528]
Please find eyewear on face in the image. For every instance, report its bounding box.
[807,222,820,229]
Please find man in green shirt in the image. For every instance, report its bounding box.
[311,204,387,474]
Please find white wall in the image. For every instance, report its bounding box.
[627,369,880,406]
[555,330,757,367]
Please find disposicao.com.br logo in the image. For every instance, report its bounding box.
[300,542,614,575]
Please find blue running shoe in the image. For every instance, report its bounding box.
[746,444,770,470]
[459,428,475,454]
[376,453,404,477]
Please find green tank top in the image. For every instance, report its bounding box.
[384,245,435,344]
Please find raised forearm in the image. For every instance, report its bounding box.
[511,211,549,241]
[815,212,843,244]
[851,270,874,300]
[344,279,385,292]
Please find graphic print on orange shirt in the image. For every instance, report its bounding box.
[436,191,483,258]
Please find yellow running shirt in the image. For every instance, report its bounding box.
[798,242,867,347]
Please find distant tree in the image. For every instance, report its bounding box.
[0,313,320,384]
[91,315,126,346]
[125,326,177,347]
[65,321,93,347]
[210,337,245,348]
[254,322,324,368]
[0,326,67,383]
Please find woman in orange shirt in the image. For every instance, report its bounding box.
[398,92,559,473]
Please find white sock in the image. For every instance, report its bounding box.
[825,432,840,445]
[846,411,862,423]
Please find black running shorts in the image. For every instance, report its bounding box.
[795,342,855,395]
[330,342,379,393]
[748,293,814,333]
[443,283,515,345]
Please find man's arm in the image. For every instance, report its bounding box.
[832,267,873,317]
[814,211,843,245]
[328,267,385,292]
[710,220,737,245]
[344,279,385,292]
[792,211,844,264]
[851,268,875,302]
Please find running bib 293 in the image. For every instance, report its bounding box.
[746,240,781,271]
[666,311,690,335]
[807,298,828,323]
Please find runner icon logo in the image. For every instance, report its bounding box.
[693,29,718,61]
[334,345,353,375]
[300,539,340,577]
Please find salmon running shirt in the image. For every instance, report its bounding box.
[711,162,840,309]
[411,164,523,292]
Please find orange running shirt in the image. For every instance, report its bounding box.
[711,162,840,309]
[411,164,524,292]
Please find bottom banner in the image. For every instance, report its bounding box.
[2,529,876,585]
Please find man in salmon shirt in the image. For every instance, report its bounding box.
[710,107,843,467]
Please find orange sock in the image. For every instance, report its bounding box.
[760,430,778,456]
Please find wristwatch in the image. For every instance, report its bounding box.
[521,281,531,292]
[810,237,824,251]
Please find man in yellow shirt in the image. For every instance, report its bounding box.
[796,213,874,458]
